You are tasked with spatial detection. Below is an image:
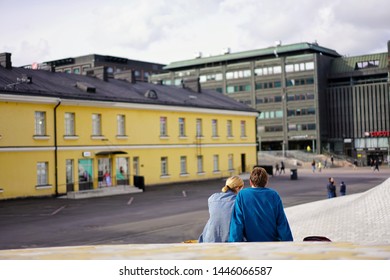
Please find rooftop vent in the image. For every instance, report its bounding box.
[76,82,96,93]
[0,52,12,69]
[144,89,158,99]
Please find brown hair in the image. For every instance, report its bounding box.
[221,176,244,193]
[250,167,268,187]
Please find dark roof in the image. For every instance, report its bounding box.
[164,42,341,70]
[0,66,257,113]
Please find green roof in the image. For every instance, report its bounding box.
[330,53,388,74]
[164,42,341,70]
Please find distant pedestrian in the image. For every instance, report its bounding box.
[280,161,285,174]
[324,159,328,169]
[331,156,334,166]
[317,161,322,172]
[340,181,346,196]
[373,160,380,172]
[353,159,358,170]
[311,160,316,173]
[275,163,280,175]
[326,177,337,198]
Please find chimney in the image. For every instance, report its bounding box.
[113,69,136,84]
[92,66,108,81]
[0,53,12,69]
[182,77,201,93]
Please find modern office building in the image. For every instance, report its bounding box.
[326,44,390,165]
[0,52,258,200]
[24,54,166,82]
[150,41,390,164]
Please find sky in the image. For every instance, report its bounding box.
[1,0,390,67]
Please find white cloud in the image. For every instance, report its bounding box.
[1,0,389,66]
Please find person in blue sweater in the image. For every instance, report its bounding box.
[198,176,244,242]
[228,167,293,242]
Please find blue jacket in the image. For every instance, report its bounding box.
[228,187,293,242]
[198,190,236,242]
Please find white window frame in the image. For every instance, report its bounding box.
[37,162,48,186]
[160,116,168,137]
[179,117,186,137]
[180,156,188,175]
[228,154,234,171]
[213,155,219,172]
[65,112,75,136]
[35,111,46,136]
[161,157,169,176]
[92,113,102,136]
[117,114,126,136]
[196,118,203,137]
[212,119,218,137]
[240,120,247,138]
[197,155,204,174]
[227,120,233,138]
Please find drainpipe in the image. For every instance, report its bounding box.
[54,99,62,196]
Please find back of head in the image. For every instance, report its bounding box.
[221,176,244,193]
[250,167,268,188]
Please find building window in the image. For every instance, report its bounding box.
[179,117,186,137]
[226,69,251,79]
[213,155,219,172]
[212,119,218,137]
[240,120,246,137]
[117,114,126,136]
[196,118,203,137]
[65,112,75,136]
[161,157,168,176]
[180,156,187,175]
[228,154,234,171]
[199,73,223,83]
[226,84,251,94]
[133,157,139,176]
[227,120,233,137]
[66,159,74,185]
[254,65,282,76]
[92,114,102,136]
[355,60,379,70]
[35,111,46,136]
[37,162,48,186]
[160,117,168,137]
[197,155,204,173]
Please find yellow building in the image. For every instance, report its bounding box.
[0,53,258,200]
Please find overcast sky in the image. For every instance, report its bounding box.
[1,0,389,66]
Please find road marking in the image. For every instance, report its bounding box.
[51,206,66,216]
[127,197,134,205]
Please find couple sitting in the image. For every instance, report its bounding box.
[199,167,293,242]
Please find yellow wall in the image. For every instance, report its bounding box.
[0,97,257,199]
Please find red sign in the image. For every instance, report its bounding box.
[369,131,390,137]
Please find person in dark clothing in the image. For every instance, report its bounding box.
[373,160,380,172]
[340,181,346,196]
[280,161,285,174]
[326,177,336,198]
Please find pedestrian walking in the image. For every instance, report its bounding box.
[331,156,334,166]
[275,163,280,175]
[317,161,322,172]
[326,177,337,198]
[340,181,346,196]
[280,161,285,174]
[311,160,316,173]
[373,160,380,172]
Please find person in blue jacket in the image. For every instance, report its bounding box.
[228,167,293,242]
[198,175,244,242]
